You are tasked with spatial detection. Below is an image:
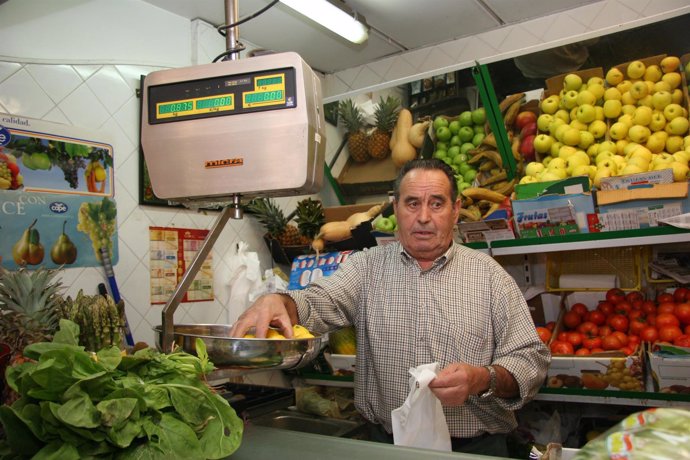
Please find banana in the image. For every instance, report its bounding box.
[482,150,503,168]
[480,170,508,187]
[468,151,487,165]
[478,160,497,172]
[481,133,497,148]
[511,137,521,160]
[482,203,501,219]
[457,207,481,222]
[499,92,526,113]
[503,100,522,128]
[462,187,509,204]
[493,178,517,196]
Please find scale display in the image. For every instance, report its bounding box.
[148,69,295,124]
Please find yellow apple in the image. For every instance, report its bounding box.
[618,114,633,128]
[620,164,646,176]
[561,127,581,146]
[537,114,554,132]
[617,80,633,95]
[525,161,546,177]
[550,141,563,158]
[621,104,637,116]
[587,143,599,158]
[562,90,579,109]
[629,145,653,163]
[612,154,626,170]
[666,135,684,154]
[519,175,539,184]
[643,64,662,82]
[588,120,608,139]
[663,103,684,121]
[653,81,672,93]
[606,67,625,86]
[570,107,579,122]
[628,125,651,143]
[565,151,591,175]
[540,170,566,182]
[685,136,690,148]
[542,155,553,167]
[629,81,649,100]
[620,91,636,106]
[587,83,605,101]
[652,152,675,168]
[671,89,684,104]
[660,56,681,73]
[651,91,673,111]
[627,155,650,171]
[548,157,567,170]
[563,73,583,91]
[587,76,605,87]
[604,87,622,101]
[533,134,554,154]
[569,120,588,132]
[548,118,566,136]
[666,116,689,136]
[575,103,596,124]
[598,140,618,154]
[595,150,616,165]
[576,90,597,106]
[638,95,653,109]
[672,149,690,164]
[632,106,653,126]
[647,131,669,153]
[623,142,641,157]
[603,99,622,119]
[558,145,578,160]
[554,109,571,123]
[571,163,593,178]
[648,111,667,132]
[554,124,571,142]
[661,72,682,90]
[670,161,690,181]
[578,131,595,150]
[615,139,629,156]
[594,166,614,187]
[627,60,646,79]
[541,95,560,115]
[594,106,605,121]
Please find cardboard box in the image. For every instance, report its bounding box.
[647,343,690,394]
[590,180,690,231]
[512,192,595,238]
[454,219,515,243]
[288,250,356,290]
[597,169,673,191]
[515,176,590,200]
[545,294,646,392]
[337,156,398,196]
[543,67,605,98]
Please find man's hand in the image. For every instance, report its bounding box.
[229,293,297,338]
[428,363,487,406]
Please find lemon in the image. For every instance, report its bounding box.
[292,324,314,338]
[94,166,106,182]
[266,329,286,339]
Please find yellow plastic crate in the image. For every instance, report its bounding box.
[546,246,641,292]
[643,246,676,285]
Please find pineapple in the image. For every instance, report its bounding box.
[294,198,325,241]
[367,96,401,160]
[338,99,370,163]
[0,267,65,356]
[245,198,309,246]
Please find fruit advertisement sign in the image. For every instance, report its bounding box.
[0,114,113,196]
[0,190,119,269]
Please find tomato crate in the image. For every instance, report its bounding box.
[545,246,641,292]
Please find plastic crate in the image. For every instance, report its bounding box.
[643,246,675,285]
[546,246,641,292]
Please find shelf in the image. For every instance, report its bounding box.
[487,226,690,256]
[536,387,690,408]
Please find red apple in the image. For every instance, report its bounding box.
[519,134,536,162]
[514,111,537,130]
[520,121,538,138]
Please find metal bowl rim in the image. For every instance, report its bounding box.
[152,323,323,341]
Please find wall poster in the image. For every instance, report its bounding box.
[149,226,214,305]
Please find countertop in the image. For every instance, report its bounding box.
[228,424,508,459]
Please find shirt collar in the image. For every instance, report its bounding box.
[399,241,455,269]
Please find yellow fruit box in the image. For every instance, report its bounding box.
[544,293,647,392]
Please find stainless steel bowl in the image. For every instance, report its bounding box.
[153,324,323,370]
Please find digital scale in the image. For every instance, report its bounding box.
[141,51,325,207]
[141,40,327,352]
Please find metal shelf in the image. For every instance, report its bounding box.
[486,226,690,256]
[536,387,690,408]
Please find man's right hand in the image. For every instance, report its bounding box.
[229,293,297,338]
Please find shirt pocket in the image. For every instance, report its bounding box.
[432,323,491,367]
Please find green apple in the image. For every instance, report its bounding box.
[436,141,448,151]
[563,73,583,92]
[471,108,486,125]
[448,120,461,135]
[449,135,462,147]
[457,181,472,193]
[433,149,448,160]
[460,142,475,156]
[458,111,473,127]
[447,145,461,159]
[472,133,485,147]
[436,126,452,142]
[575,104,596,124]
[540,95,560,115]
[533,134,554,154]
[473,125,485,134]
[463,169,477,183]
[374,216,395,232]
[458,162,473,175]
[458,126,474,143]
[433,116,449,131]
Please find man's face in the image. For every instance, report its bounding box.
[393,168,460,265]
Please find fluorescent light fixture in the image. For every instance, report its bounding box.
[280,0,369,44]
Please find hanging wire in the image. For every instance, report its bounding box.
[212,0,279,62]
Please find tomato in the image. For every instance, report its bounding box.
[557,331,569,342]
[608,314,629,333]
[629,318,648,335]
[591,347,605,354]
[586,310,607,326]
[673,334,690,347]
[620,346,634,356]
[658,326,683,343]
[611,331,629,346]
[674,303,690,326]
[602,334,623,350]
[656,292,674,304]
[550,340,575,355]
[571,303,588,317]
[614,301,632,315]
[545,321,556,331]
[582,336,602,350]
[563,311,582,330]
[686,324,690,335]
[639,326,659,343]
[641,300,657,315]
[656,312,680,329]
[577,321,599,337]
[606,288,626,304]
[565,331,583,348]
[627,335,641,349]
[575,348,591,356]
[599,325,613,337]
[657,302,676,315]
[625,291,644,304]
[536,327,552,344]
[673,287,689,304]
[631,299,644,311]
[597,301,615,316]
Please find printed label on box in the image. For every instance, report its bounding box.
[515,205,580,238]
[288,250,355,290]
[589,203,683,232]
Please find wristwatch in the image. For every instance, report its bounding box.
[479,365,497,399]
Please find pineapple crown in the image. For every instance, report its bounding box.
[337,99,364,133]
[244,197,289,237]
[373,95,401,132]
[294,198,325,239]
[0,267,65,331]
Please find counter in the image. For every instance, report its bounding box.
[229,424,507,459]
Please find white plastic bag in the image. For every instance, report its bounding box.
[248,268,287,302]
[226,242,263,322]
[391,363,452,452]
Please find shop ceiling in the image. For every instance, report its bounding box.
[141,0,602,74]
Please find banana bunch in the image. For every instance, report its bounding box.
[59,289,125,351]
[458,93,526,222]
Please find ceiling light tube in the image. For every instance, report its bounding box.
[280,0,369,44]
